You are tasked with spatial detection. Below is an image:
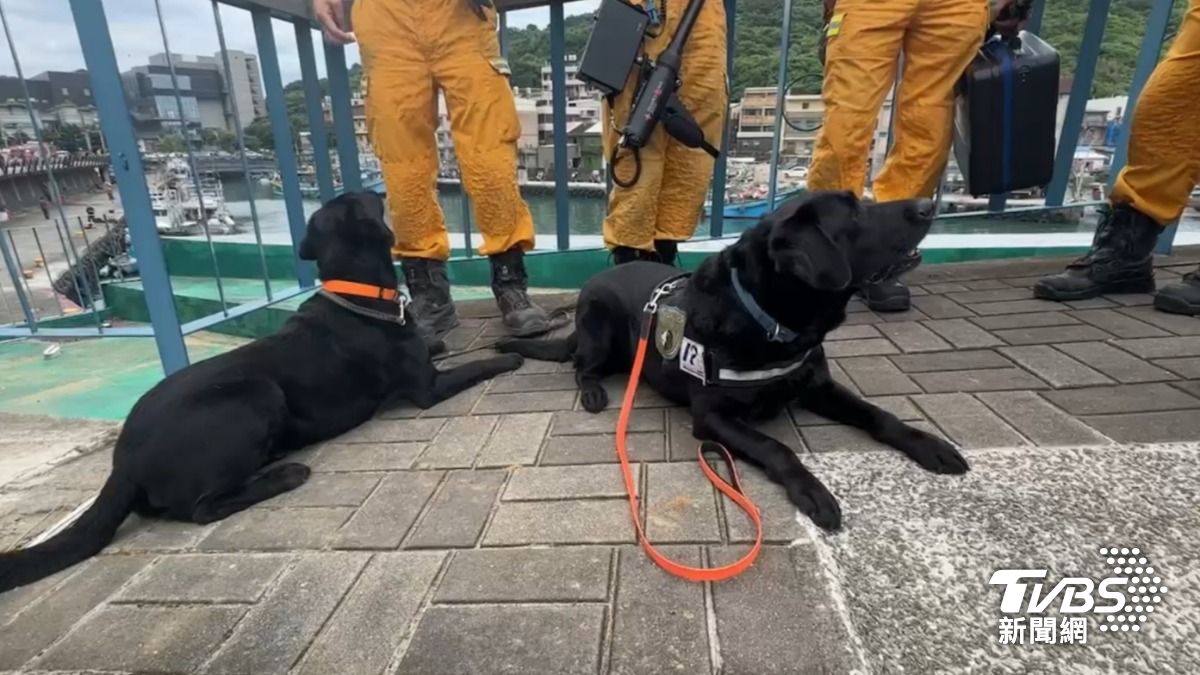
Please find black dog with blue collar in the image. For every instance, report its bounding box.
[499,191,967,532]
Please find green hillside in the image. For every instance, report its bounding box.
[503,0,1189,100]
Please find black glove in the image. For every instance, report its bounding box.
[468,0,494,20]
[991,0,1032,40]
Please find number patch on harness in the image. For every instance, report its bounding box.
[678,337,707,382]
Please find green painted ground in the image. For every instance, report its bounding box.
[99,278,543,342]
[113,277,513,307]
[0,333,248,421]
[0,237,1093,422]
[0,283,569,421]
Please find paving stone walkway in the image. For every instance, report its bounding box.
[2,253,1200,673]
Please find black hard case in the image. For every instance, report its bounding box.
[953,31,1061,197]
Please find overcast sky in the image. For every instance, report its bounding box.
[0,0,600,84]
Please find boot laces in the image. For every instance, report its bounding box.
[494,264,532,311]
[498,284,532,312]
[1071,209,1125,267]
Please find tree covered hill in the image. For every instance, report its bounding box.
[501,0,1189,101]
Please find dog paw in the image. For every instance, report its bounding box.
[427,339,447,356]
[580,383,609,413]
[500,353,525,371]
[898,428,970,474]
[786,478,842,532]
[278,463,312,490]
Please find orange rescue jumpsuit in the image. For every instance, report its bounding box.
[808,0,990,201]
[1110,0,1200,225]
[353,0,534,260]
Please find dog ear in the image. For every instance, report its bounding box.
[298,210,324,260]
[298,235,317,261]
[343,192,386,229]
[364,191,388,223]
[769,201,852,291]
[298,199,341,260]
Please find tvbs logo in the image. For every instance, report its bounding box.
[988,547,1168,645]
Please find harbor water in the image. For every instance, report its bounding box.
[214,179,1200,250]
[219,180,612,245]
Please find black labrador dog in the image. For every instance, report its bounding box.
[499,191,968,530]
[0,192,523,593]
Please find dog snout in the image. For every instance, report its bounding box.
[913,198,935,220]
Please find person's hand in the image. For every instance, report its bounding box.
[823,0,836,25]
[314,0,354,44]
[991,0,1026,38]
[468,0,494,21]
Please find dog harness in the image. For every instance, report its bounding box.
[613,275,764,583]
[649,275,813,387]
[319,280,409,325]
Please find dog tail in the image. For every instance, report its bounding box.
[0,470,138,592]
[497,333,576,362]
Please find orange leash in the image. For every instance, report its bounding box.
[615,306,763,582]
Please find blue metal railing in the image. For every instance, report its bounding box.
[1047,0,1113,209]
[296,21,337,204]
[252,9,314,289]
[1110,0,1179,255]
[765,0,794,212]
[67,0,187,367]
[0,0,1185,376]
[549,2,571,251]
[211,0,272,301]
[325,43,361,192]
[154,0,229,315]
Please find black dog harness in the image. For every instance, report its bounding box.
[646,274,812,387]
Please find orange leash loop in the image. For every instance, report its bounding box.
[615,314,763,582]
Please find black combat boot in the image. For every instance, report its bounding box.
[1155,268,1200,315]
[654,239,679,267]
[490,247,551,336]
[611,246,658,265]
[401,258,460,340]
[860,278,911,313]
[1033,204,1160,301]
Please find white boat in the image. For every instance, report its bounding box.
[150,188,197,236]
[153,158,241,236]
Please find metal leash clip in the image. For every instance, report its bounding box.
[393,288,410,325]
[644,287,670,314]
[644,277,686,314]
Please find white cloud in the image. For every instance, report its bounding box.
[0,0,598,88]
[505,0,600,28]
[0,0,349,84]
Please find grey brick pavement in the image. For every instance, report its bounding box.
[3,254,1200,673]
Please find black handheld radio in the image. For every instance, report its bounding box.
[576,0,718,187]
[620,0,708,151]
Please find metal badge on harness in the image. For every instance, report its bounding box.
[654,305,686,359]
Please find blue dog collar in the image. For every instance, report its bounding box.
[731,267,799,343]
